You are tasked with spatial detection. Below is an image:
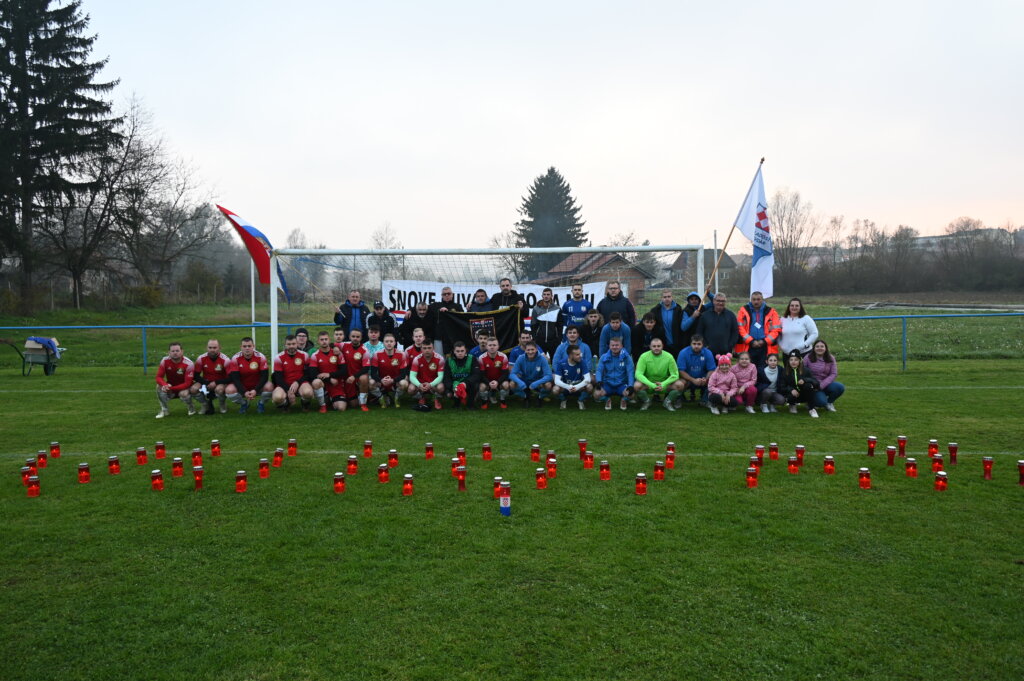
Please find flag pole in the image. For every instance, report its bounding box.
[250,259,256,343]
[703,157,764,300]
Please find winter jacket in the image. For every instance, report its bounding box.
[366,309,397,337]
[489,289,525,310]
[596,350,635,387]
[803,355,838,389]
[530,301,564,347]
[596,292,636,328]
[735,303,782,355]
[707,369,738,398]
[695,307,739,356]
[397,312,435,348]
[552,340,593,370]
[730,363,758,391]
[511,354,553,390]
[334,300,373,336]
[599,323,632,358]
[755,364,782,392]
[776,363,819,400]
[579,321,603,357]
[631,324,666,363]
[649,301,683,351]
[679,292,704,347]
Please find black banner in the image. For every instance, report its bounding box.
[437,307,522,354]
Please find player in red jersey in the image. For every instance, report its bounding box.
[225,337,273,414]
[271,335,313,411]
[407,340,446,410]
[155,342,197,418]
[336,328,372,411]
[404,327,426,365]
[308,331,348,412]
[373,332,408,408]
[190,339,232,414]
[477,337,511,409]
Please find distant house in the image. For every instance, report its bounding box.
[911,228,1013,252]
[668,249,736,290]
[532,252,657,304]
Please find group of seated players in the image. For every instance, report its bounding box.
[154,317,736,416]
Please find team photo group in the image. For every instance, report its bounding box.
[155,278,845,418]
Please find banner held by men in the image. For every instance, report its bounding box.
[436,307,522,353]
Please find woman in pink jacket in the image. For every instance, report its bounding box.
[707,354,739,415]
[730,351,759,414]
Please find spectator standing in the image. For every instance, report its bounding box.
[779,297,819,357]
[596,280,636,328]
[427,286,464,354]
[735,291,781,368]
[468,289,496,313]
[561,283,593,328]
[367,301,397,338]
[649,290,683,356]
[531,287,564,358]
[679,291,704,349]
[489,278,525,310]
[334,290,372,337]
[695,293,739,357]
[579,309,604,373]
[397,302,434,349]
[630,313,665,363]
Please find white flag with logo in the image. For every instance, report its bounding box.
[733,166,774,299]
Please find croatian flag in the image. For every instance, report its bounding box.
[733,166,774,299]
[216,205,291,302]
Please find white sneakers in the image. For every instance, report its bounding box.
[578,400,585,410]
[605,400,613,411]
[745,406,756,414]
[620,399,628,411]
[710,406,720,415]
[789,405,798,414]
[663,398,675,412]
[761,403,770,413]
[560,400,567,410]
[826,403,837,412]
[809,408,819,418]
[155,408,170,419]
[640,401,650,411]
[187,405,197,416]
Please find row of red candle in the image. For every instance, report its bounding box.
[867,436,959,461]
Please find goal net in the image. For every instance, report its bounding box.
[267,245,705,357]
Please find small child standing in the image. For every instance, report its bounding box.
[730,351,758,414]
[777,350,820,418]
[707,353,739,415]
[756,353,786,413]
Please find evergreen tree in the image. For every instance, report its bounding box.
[513,167,587,279]
[0,0,119,310]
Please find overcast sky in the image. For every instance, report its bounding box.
[85,0,1023,250]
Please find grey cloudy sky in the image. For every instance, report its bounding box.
[86,0,1023,250]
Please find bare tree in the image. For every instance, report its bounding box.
[369,221,406,285]
[488,231,528,282]
[768,188,822,276]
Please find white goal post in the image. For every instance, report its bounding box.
[268,245,705,359]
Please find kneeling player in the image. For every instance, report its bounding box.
[510,342,552,408]
[407,340,445,410]
[444,341,480,408]
[155,342,196,418]
[191,339,232,414]
[225,337,273,413]
[272,335,314,411]
[633,338,679,411]
[373,333,408,408]
[477,337,511,409]
[595,337,635,411]
[552,344,593,410]
[309,331,347,412]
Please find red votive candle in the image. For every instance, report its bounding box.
[750,454,762,470]
[25,458,37,476]
[36,450,47,468]
[787,456,799,474]
[1016,459,1024,486]
[387,449,399,468]
[667,442,676,456]
[493,476,503,499]
[546,457,557,479]
[259,458,270,479]
[531,444,541,462]
[27,475,40,497]
[482,443,492,461]
[363,440,373,457]
[665,451,676,469]
[906,458,918,478]
[654,461,665,481]
[746,467,758,489]
[823,456,835,475]
[536,468,547,489]
[49,442,61,458]
[578,439,587,457]
[982,456,993,480]
[456,465,467,491]
[108,456,120,475]
[948,442,958,465]
[78,462,90,483]
[155,441,166,459]
[191,449,202,467]
[754,445,764,466]
[749,456,760,472]
[897,435,907,457]
[928,439,939,457]
[333,472,346,494]
[457,448,467,466]
[867,436,877,456]
[172,458,184,477]
[378,464,390,483]
[193,465,203,490]
[935,471,948,491]
[402,474,414,496]
[583,451,594,469]
[424,442,434,459]
[150,470,163,491]
[931,455,944,473]
[21,466,31,486]
[287,439,297,457]
[768,442,779,460]
[795,445,805,467]
[136,447,148,465]
[235,471,247,493]
[886,446,897,466]
[346,455,358,475]
[450,457,460,477]
[599,460,611,481]
[272,448,284,467]
[858,467,871,489]
[211,440,221,457]
[635,473,648,495]
[546,450,556,465]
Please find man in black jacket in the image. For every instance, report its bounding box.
[427,287,464,354]
[333,290,372,338]
[695,293,739,357]
[397,302,434,349]
[489,278,525,310]
[648,290,683,357]
[367,302,397,337]
[596,280,636,328]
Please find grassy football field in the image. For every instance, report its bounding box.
[2,359,1023,680]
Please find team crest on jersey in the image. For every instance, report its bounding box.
[249,361,258,370]
[391,359,399,366]
[215,364,222,372]
[176,368,183,375]
[330,355,338,364]
[354,353,362,360]
[429,363,436,370]
[294,357,302,366]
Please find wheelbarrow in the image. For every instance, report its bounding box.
[0,337,67,375]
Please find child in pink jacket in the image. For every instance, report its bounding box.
[730,351,758,414]
[707,353,739,415]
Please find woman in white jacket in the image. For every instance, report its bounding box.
[778,298,819,356]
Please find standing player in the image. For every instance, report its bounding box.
[444,341,481,408]
[155,342,196,418]
[272,335,313,412]
[308,331,347,412]
[561,283,593,329]
[552,344,593,409]
[226,337,273,414]
[191,339,232,414]
[408,340,446,410]
[373,332,408,408]
[478,337,511,409]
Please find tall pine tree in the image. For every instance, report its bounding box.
[0,0,119,310]
[513,167,587,279]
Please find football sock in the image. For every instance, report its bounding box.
[315,387,326,406]
[228,393,246,405]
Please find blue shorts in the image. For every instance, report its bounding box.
[602,382,629,397]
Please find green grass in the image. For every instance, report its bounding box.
[2,361,1023,680]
